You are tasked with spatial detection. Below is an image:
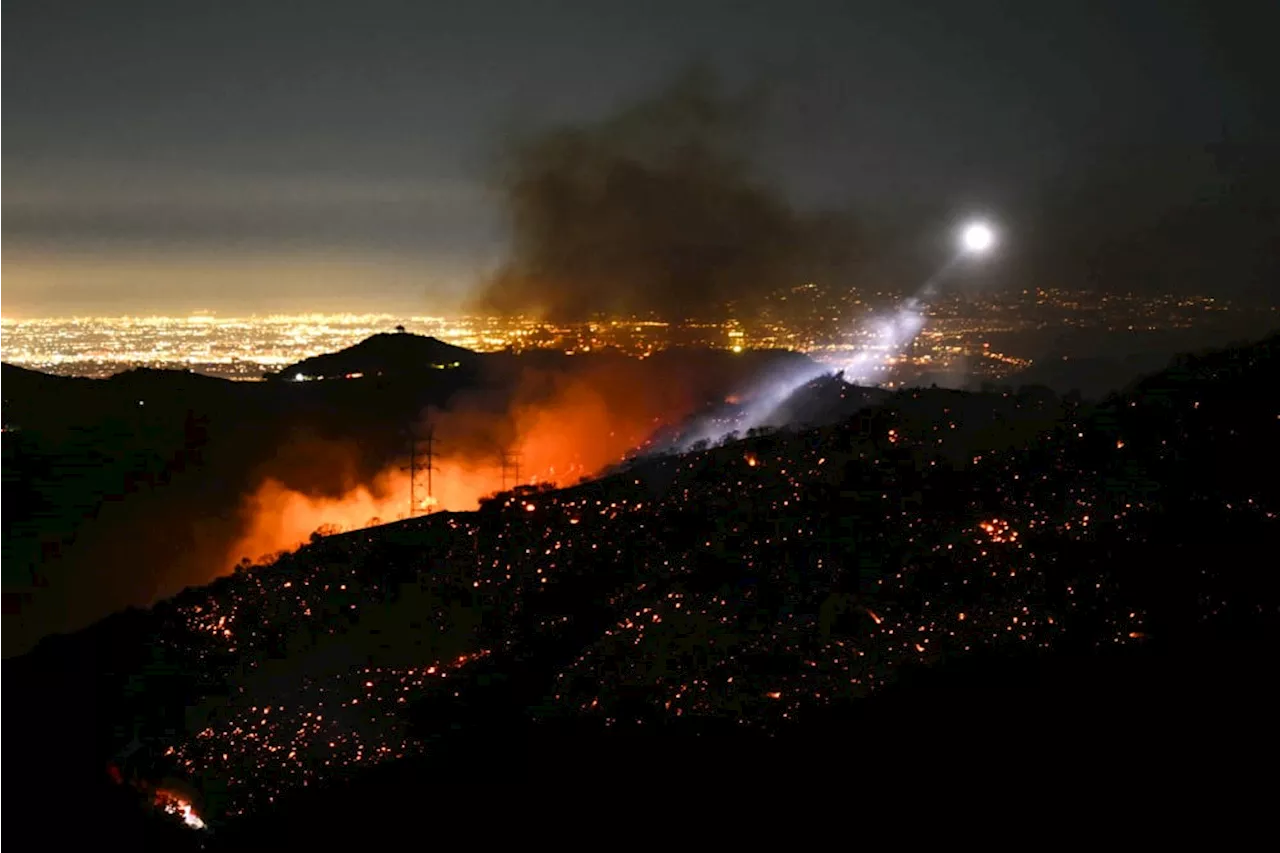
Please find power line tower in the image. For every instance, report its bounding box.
[500,447,522,492]
[402,423,438,516]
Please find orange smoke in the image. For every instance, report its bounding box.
[228,469,406,565]
[228,461,524,564]
[512,366,668,480]
[224,359,701,571]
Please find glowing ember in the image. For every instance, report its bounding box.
[978,518,1018,544]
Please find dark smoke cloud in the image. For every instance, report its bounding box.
[478,67,859,322]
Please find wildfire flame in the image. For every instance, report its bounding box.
[223,363,701,572]
[155,790,206,830]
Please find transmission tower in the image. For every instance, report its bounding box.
[500,447,522,492]
[402,423,438,516]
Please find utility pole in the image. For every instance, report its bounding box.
[402,423,438,516]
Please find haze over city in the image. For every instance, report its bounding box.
[6,0,1278,318]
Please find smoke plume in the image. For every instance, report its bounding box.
[478,67,857,321]
[225,349,780,566]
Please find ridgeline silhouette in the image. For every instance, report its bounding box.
[5,332,1278,844]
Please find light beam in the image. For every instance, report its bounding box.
[661,218,1002,452]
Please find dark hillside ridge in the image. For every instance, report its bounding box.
[4,331,1277,843]
[265,332,480,380]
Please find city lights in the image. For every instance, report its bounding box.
[0,287,1234,387]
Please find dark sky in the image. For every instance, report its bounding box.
[4,0,1277,316]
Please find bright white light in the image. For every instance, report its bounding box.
[962,221,995,254]
[294,372,305,382]
[665,216,997,451]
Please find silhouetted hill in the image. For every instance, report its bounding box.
[2,360,91,404]
[267,332,480,380]
[5,332,1277,844]
[204,626,1275,842]
[107,365,236,390]
[2,340,827,657]
[768,372,891,427]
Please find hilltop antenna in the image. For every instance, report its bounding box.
[402,423,438,516]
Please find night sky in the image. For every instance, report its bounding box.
[4,0,1277,316]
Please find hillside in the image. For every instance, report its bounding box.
[266,332,481,381]
[5,333,1278,842]
[3,360,93,394]
[1,340,825,657]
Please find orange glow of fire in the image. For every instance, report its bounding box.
[154,790,206,830]
[224,365,699,572]
[227,462,509,566]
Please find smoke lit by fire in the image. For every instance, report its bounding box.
[225,362,700,570]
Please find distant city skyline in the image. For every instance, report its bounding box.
[5,288,1270,398]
